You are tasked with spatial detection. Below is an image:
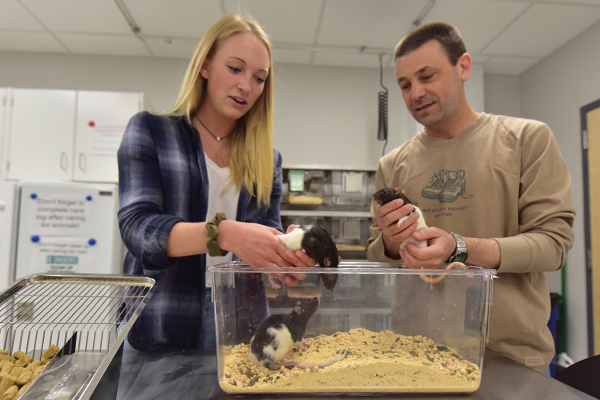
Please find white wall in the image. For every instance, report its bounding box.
[273,64,406,169]
[0,52,187,113]
[0,51,483,170]
[484,19,600,362]
[517,19,600,363]
[484,75,521,119]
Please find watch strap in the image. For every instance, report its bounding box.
[448,232,468,263]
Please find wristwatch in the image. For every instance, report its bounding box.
[448,232,468,263]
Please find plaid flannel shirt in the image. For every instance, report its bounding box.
[117,111,283,351]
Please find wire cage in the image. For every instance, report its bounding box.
[0,273,155,400]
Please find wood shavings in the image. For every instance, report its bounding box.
[219,328,480,393]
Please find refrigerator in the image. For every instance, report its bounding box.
[0,181,19,291]
[10,181,123,282]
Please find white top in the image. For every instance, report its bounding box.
[204,153,240,287]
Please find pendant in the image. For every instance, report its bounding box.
[217,137,221,141]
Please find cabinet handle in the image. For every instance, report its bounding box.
[79,153,86,171]
[60,152,68,171]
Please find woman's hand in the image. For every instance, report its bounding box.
[218,221,316,286]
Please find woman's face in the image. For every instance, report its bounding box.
[200,32,270,122]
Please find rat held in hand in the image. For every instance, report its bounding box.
[248,297,346,370]
[276,225,341,291]
[372,187,428,249]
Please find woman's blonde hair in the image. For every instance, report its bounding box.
[167,13,275,206]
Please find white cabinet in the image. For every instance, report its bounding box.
[0,89,6,180]
[74,91,143,182]
[0,181,18,291]
[4,88,76,181]
[2,88,143,183]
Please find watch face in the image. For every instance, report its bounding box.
[452,252,468,263]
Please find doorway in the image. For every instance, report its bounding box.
[581,99,600,356]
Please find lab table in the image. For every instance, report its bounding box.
[112,344,595,400]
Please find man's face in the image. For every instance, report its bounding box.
[395,40,468,132]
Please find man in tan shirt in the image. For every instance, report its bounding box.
[367,22,575,373]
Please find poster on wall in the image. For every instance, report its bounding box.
[30,236,95,274]
[27,193,92,236]
[87,121,127,156]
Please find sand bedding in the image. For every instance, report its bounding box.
[219,328,481,393]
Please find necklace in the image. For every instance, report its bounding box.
[195,114,230,142]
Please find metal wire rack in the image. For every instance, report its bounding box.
[0,273,155,399]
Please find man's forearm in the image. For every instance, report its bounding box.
[463,237,500,269]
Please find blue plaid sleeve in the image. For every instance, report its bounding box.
[117,112,185,270]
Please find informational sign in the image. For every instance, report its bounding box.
[87,121,127,155]
[28,193,92,236]
[31,237,94,274]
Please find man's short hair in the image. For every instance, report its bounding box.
[395,22,466,65]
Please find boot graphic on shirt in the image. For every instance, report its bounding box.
[439,170,466,203]
[422,170,450,199]
[421,170,467,203]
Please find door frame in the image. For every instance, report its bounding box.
[581,99,600,357]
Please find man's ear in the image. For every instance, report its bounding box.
[457,53,472,82]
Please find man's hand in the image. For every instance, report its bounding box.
[374,199,421,259]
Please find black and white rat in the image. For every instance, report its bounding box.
[277,225,340,291]
[248,297,346,370]
[372,187,428,249]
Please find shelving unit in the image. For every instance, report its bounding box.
[280,165,377,260]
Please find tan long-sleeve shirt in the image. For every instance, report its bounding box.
[367,113,575,372]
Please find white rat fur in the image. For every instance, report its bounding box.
[398,205,428,249]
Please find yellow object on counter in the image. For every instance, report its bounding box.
[288,194,323,205]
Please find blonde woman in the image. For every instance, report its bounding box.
[118,14,314,351]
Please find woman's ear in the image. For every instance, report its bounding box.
[200,60,210,80]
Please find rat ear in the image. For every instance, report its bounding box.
[323,257,331,267]
[293,306,301,314]
[338,255,342,263]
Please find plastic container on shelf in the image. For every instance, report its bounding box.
[209,262,495,395]
[328,171,375,206]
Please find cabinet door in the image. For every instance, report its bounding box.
[73,91,143,183]
[0,88,6,180]
[6,88,76,181]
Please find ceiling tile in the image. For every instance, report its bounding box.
[145,40,197,59]
[56,33,151,56]
[224,0,323,44]
[483,55,540,75]
[318,0,428,49]
[312,51,393,69]
[483,2,600,57]
[0,31,67,52]
[422,0,531,53]
[20,0,131,34]
[0,0,44,31]
[122,0,222,39]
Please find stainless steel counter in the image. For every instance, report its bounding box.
[111,343,594,400]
